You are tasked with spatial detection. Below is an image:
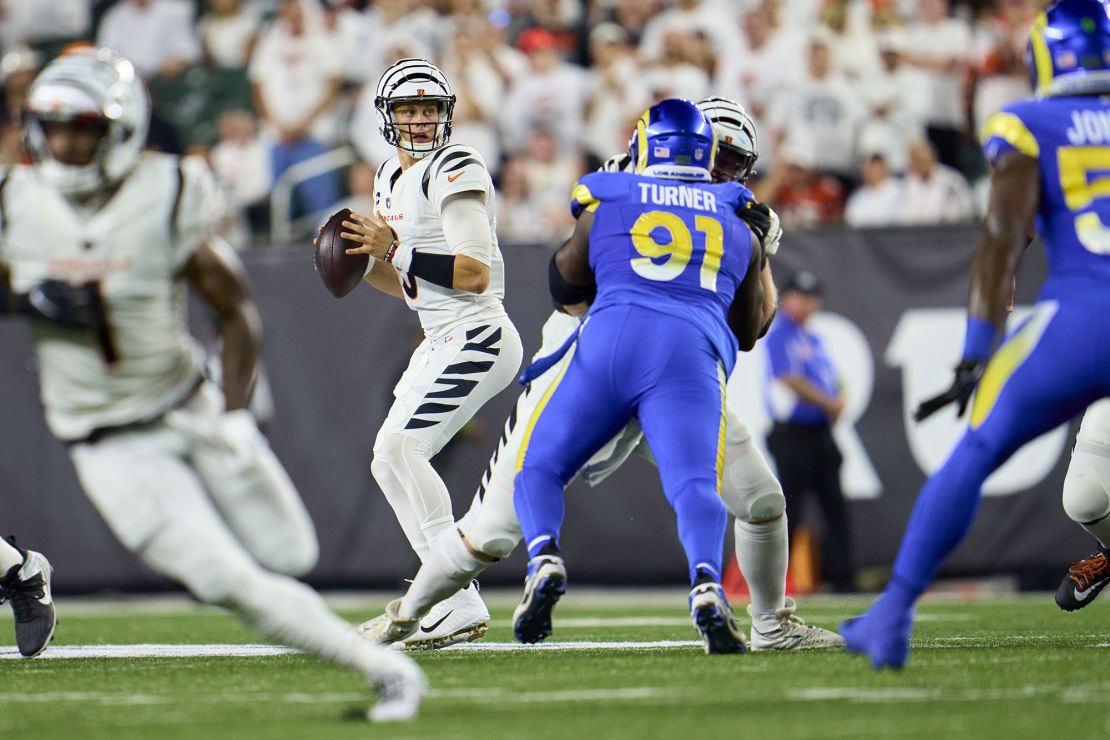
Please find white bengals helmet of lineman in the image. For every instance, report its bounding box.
[24,47,150,196]
[374,58,456,160]
[697,96,758,182]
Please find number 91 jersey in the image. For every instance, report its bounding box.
[570,171,756,373]
[982,95,1110,298]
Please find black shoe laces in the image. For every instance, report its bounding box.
[0,570,45,622]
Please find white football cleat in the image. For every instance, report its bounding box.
[400,581,490,650]
[748,597,846,651]
[367,652,427,723]
[357,598,420,647]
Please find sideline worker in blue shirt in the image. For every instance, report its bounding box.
[762,270,855,592]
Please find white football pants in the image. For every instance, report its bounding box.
[372,316,523,562]
[69,382,412,682]
[1062,399,1110,548]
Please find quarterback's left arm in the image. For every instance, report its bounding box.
[184,240,262,412]
[914,149,1040,421]
[551,210,596,316]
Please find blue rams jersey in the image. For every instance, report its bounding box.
[569,171,757,373]
[982,94,1110,298]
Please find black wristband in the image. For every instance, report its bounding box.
[409,251,457,289]
[548,254,596,307]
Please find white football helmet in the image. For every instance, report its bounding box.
[374,58,455,160]
[697,96,759,182]
[24,47,150,196]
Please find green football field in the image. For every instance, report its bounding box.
[2,590,1107,740]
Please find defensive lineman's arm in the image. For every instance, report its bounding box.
[551,211,596,316]
[968,151,1040,331]
[727,238,764,352]
[184,240,262,412]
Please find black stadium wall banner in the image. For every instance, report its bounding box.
[0,226,1086,591]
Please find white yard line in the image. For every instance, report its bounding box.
[0,640,703,661]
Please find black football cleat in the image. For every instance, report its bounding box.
[1055,544,1110,612]
[0,542,57,657]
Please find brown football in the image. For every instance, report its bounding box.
[313,208,369,298]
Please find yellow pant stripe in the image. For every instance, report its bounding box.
[716,363,727,495]
[970,303,1058,429]
[515,344,577,474]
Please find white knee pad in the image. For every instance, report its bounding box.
[1062,444,1110,525]
[721,424,785,524]
[456,476,522,560]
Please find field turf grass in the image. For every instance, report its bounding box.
[2,590,1107,739]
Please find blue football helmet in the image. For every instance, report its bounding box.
[629,98,716,182]
[1028,0,1110,96]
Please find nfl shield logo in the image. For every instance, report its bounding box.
[694,149,704,161]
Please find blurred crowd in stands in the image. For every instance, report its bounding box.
[0,0,1037,245]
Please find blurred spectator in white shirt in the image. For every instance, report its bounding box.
[899,138,973,224]
[210,109,271,243]
[200,0,262,69]
[768,36,864,178]
[638,0,739,66]
[971,0,1036,136]
[582,22,650,165]
[500,27,588,155]
[336,160,377,216]
[599,0,662,48]
[718,3,804,122]
[351,0,436,84]
[816,0,880,80]
[249,0,342,217]
[496,155,556,245]
[642,29,710,104]
[508,0,584,62]
[903,0,972,170]
[857,30,930,172]
[97,0,201,80]
[0,0,89,49]
[845,151,904,227]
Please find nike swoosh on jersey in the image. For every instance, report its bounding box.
[447,172,463,183]
[420,610,454,633]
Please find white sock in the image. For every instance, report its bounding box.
[734,516,788,631]
[0,537,23,574]
[400,528,487,619]
[1082,513,1110,549]
[235,570,407,682]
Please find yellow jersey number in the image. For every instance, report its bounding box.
[629,210,725,291]
[1058,145,1110,254]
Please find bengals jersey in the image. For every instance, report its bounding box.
[0,154,222,441]
[372,144,508,337]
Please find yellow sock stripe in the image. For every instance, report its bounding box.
[716,363,727,495]
[981,113,1040,158]
[970,303,1058,429]
[1029,13,1053,96]
[515,344,577,474]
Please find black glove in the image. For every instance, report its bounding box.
[20,279,107,331]
[913,360,986,422]
[736,202,771,244]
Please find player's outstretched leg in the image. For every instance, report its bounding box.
[0,536,56,658]
[1055,544,1110,611]
[513,547,567,644]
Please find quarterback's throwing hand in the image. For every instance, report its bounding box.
[340,210,397,260]
[913,360,986,422]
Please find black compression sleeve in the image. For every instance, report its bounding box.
[548,253,596,308]
[408,251,456,289]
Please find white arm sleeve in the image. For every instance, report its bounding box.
[440,192,493,267]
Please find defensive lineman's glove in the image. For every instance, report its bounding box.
[22,279,107,331]
[737,202,771,244]
[913,360,986,422]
